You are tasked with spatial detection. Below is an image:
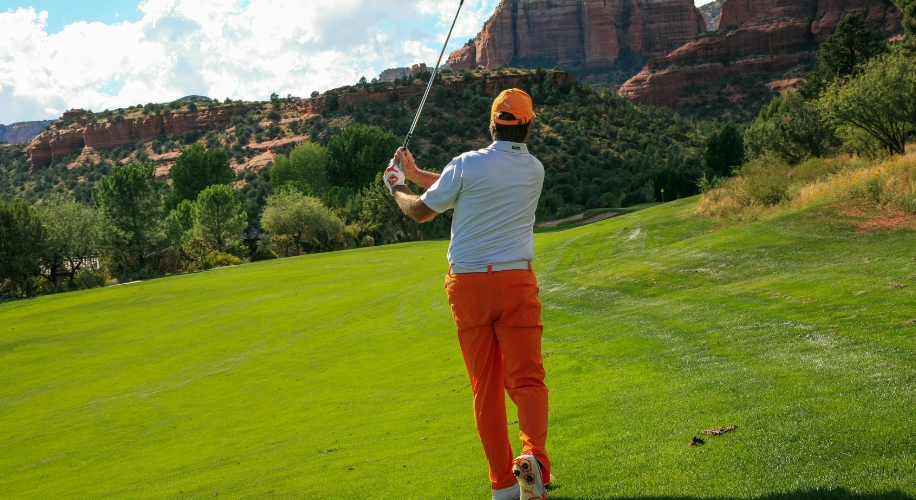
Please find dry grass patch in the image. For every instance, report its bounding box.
[699,147,916,221]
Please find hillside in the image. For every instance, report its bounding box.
[1,198,914,498]
[0,68,719,219]
[0,120,53,145]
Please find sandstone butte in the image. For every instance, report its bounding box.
[447,0,706,72]
[618,0,903,109]
[26,105,248,172]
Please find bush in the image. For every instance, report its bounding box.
[250,248,279,262]
[72,266,111,290]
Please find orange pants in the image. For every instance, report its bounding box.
[445,267,550,490]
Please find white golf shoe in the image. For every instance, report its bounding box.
[492,483,520,500]
[512,455,547,500]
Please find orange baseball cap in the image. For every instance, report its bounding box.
[491,89,536,125]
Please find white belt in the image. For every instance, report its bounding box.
[450,260,531,274]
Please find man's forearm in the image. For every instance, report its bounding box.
[392,186,437,223]
[407,169,441,190]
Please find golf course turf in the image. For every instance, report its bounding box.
[1,198,914,499]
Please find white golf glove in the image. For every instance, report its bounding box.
[383,159,405,195]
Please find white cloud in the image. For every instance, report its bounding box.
[0,0,497,124]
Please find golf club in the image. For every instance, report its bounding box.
[401,0,465,152]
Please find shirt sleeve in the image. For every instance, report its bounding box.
[420,159,462,213]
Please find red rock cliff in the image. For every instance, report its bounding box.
[26,105,248,172]
[619,0,902,115]
[449,0,706,72]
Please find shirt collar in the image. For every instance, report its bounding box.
[488,141,529,154]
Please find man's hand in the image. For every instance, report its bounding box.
[383,158,405,195]
[395,148,419,179]
[392,147,441,190]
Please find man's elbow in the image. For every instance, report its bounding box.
[412,203,437,223]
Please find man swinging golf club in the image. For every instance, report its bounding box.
[383,88,551,500]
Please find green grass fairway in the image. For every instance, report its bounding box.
[2,198,915,499]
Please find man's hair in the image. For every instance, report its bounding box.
[490,112,532,143]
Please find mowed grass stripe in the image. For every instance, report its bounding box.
[2,198,915,499]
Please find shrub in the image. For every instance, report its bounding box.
[72,266,111,290]
[250,248,279,262]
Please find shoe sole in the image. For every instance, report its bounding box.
[512,456,547,500]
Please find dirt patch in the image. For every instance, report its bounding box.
[701,425,737,436]
[858,214,916,233]
[579,211,620,225]
[906,319,916,326]
[690,425,737,447]
[536,213,585,228]
[536,211,620,228]
[841,206,868,217]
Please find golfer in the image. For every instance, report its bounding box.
[383,88,551,500]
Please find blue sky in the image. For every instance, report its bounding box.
[0,0,712,124]
[0,0,143,32]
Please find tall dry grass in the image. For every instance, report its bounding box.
[698,146,916,220]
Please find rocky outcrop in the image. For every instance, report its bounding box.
[0,120,54,144]
[302,71,576,116]
[619,0,902,115]
[26,104,248,171]
[699,0,724,30]
[448,0,706,72]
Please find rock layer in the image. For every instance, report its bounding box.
[448,0,706,72]
[26,105,247,171]
[619,0,902,113]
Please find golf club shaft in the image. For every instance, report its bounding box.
[402,0,464,151]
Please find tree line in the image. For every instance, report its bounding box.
[0,123,425,300]
[745,13,916,165]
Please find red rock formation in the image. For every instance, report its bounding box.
[302,71,576,116]
[448,0,706,72]
[699,0,724,30]
[0,120,54,144]
[619,0,902,114]
[26,104,247,172]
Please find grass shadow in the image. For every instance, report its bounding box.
[546,489,915,500]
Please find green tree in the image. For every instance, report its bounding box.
[271,142,331,195]
[359,172,419,244]
[326,125,400,191]
[193,184,247,252]
[705,123,745,177]
[818,52,916,155]
[893,0,916,38]
[800,14,888,99]
[165,199,197,247]
[0,199,46,297]
[94,163,166,277]
[168,143,233,208]
[745,90,840,164]
[36,195,102,287]
[261,189,346,255]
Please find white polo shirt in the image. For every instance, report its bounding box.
[420,141,544,268]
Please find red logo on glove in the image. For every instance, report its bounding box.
[385,165,401,187]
